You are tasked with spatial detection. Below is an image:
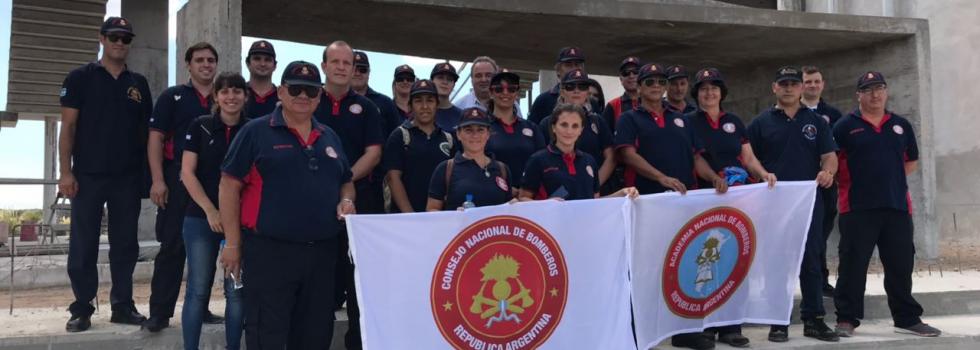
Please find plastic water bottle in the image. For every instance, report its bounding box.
[220,240,244,290]
[462,194,476,210]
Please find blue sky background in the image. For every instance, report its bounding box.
[0,0,537,209]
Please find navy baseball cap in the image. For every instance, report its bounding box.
[409,79,439,98]
[394,64,415,79]
[430,62,459,80]
[101,17,134,36]
[619,56,641,72]
[667,65,689,81]
[353,51,370,68]
[490,68,520,85]
[774,66,803,83]
[561,68,590,84]
[247,40,275,59]
[691,68,728,100]
[457,107,491,128]
[637,63,668,81]
[281,61,322,87]
[857,71,887,90]
[557,46,585,63]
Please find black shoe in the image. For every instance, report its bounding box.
[671,333,715,350]
[717,332,750,348]
[803,318,840,342]
[768,325,789,342]
[203,311,225,324]
[822,283,835,298]
[142,316,170,332]
[110,306,147,325]
[66,314,91,333]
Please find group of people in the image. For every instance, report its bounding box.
[56,16,938,350]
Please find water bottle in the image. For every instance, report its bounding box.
[462,194,476,210]
[221,240,244,290]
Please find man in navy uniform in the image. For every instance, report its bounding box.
[664,65,696,115]
[528,46,603,124]
[244,40,278,119]
[59,16,151,332]
[351,50,401,138]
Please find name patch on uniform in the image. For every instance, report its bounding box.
[892,125,904,135]
[850,128,865,135]
[802,124,817,140]
[586,165,595,178]
[325,146,339,158]
[273,144,294,150]
[495,176,509,192]
[722,123,736,134]
[349,103,363,115]
[674,118,685,128]
[522,128,534,137]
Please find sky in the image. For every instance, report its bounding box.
[0,0,537,209]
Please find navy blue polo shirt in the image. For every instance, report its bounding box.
[663,99,697,115]
[364,87,403,138]
[522,146,600,200]
[245,85,279,119]
[615,106,704,194]
[746,106,836,181]
[688,110,749,188]
[183,113,249,218]
[314,89,385,179]
[487,116,545,187]
[435,106,463,132]
[428,153,513,210]
[807,99,843,127]
[603,93,639,132]
[150,82,213,162]
[222,107,352,242]
[381,121,454,213]
[60,62,153,174]
[528,85,605,125]
[833,110,918,214]
[539,112,613,169]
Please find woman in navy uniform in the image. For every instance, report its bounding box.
[519,103,637,201]
[383,79,454,213]
[179,72,248,350]
[485,69,544,194]
[427,108,515,210]
[686,68,776,349]
[538,69,616,193]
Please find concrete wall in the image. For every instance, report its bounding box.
[176,0,242,83]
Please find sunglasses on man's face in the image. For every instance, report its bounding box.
[562,82,591,92]
[106,33,133,45]
[491,85,519,94]
[355,66,369,74]
[395,76,416,83]
[287,85,321,98]
[620,69,639,77]
[641,78,668,87]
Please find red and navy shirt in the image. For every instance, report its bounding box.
[381,121,454,213]
[663,98,697,115]
[487,115,545,187]
[615,106,704,194]
[435,106,463,132]
[150,82,213,163]
[245,85,278,119]
[539,112,613,169]
[833,110,918,214]
[528,85,605,125]
[183,113,249,218]
[365,87,404,139]
[313,88,384,181]
[688,110,750,188]
[746,106,836,181]
[221,107,352,242]
[60,62,152,175]
[428,153,513,210]
[522,146,600,200]
[603,92,639,132]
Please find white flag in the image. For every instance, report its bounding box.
[347,198,637,350]
[630,182,817,349]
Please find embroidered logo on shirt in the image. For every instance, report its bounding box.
[722,123,736,134]
[802,124,818,140]
[586,165,594,178]
[273,144,293,150]
[60,88,67,97]
[495,176,509,192]
[325,146,338,158]
[822,115,831,124]
[893,125,904,135]
[850,128,865,135]
[349,103,363,115]
[522,128,534,137]
[174,94,182,101]
[673,118,685,128]
[127,86,142,103]
[439,142,451,157]
[591,123,599,134]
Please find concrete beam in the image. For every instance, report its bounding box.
[176,0,242,84]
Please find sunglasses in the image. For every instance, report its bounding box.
[355,66,369,74]
[302,146,319,171]
[491,85,519,94]
[395,76,416,83]
[106,33,133,45]
[287,85,321,98]
[620,69,639,77]
[562,82,591,92]
[641,78,668,87]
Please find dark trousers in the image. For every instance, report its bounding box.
[820,184,838,286]
[243,233,338,349]
[334,179,384,350]
[798,190,827,320]
[67,172,141,317]
[834,209,923,328]
[148,162,192,318]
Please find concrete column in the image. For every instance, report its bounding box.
[776,0,803,11]
[122,0,169,241]
[538,70,558,97]
[804,0,835,13]
[42,116,57,223]
[176,0,242,83]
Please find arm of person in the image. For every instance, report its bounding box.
[619,146,687,193]
[58,108,79,198]
[426,198,444,212]
[905,160,918,175]
[218,175,243,278]
[337,181,356,219]
[351,145,381,181]
[694,153,727,193]
[816,152,838,188]
[148,130,168,207]
[740,143,776,188]
[181,151,222,232]
[386,170,415,213]
[598,146,616,186]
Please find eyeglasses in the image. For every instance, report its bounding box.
[620,69,639,77]
[641,78,668,87]
[491,85,519,94]
[287,85,321,98]
[303,146,319,171]
[355,66,369,74]
[858,85,887,94]
[395,76,415,83]
[562,83,591,92]
[106,33,133,45]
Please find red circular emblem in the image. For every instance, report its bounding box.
[431,216,568,349]
[662,207,755,318]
